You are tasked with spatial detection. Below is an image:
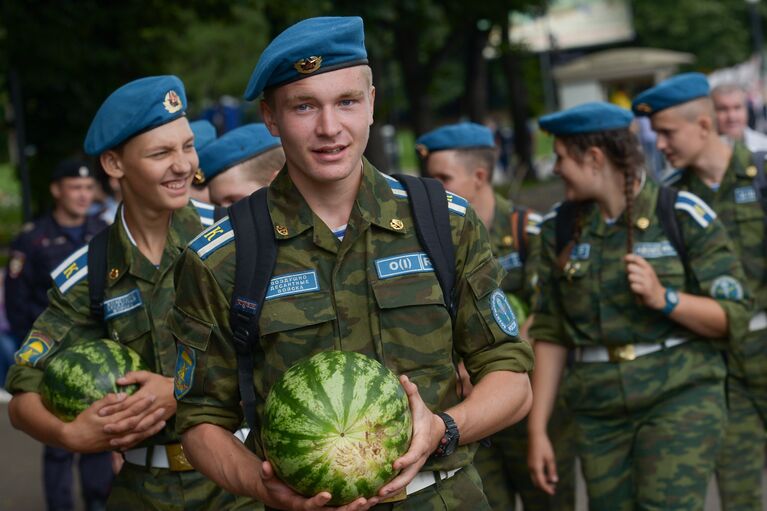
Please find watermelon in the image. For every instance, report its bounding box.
[41,339,149,422]
[262,351,412,505]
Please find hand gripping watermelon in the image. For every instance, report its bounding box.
[262,351,413,505]
[41,339,149,422]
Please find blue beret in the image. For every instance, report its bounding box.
[415,122,494,158]
[539,102,633,136]
[84,75,187,156]
[198,123,281,182]
[244,17,368,101]
[190,120,217,152]
[632,73,710,116]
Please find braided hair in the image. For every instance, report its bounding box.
[558,128,644,255]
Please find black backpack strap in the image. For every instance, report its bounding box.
[87,227,110,319]
[213,205,228,222]
[656,186,687,265]
[391,174,457,320]
[554,201,577,256]
[512,207,529,263]
[750,151,767,216]
[227,188,277,432]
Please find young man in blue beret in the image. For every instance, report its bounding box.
[197,123,284,207]
[189,119,217,204]
[5,75,251,510]
[171,15,534,511]
[634,72,767,510]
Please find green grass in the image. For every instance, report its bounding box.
[0,163,23,266]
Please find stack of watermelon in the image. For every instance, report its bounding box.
[41,339,148,422]
[262,351,412,505]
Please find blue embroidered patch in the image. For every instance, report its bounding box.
[51,245,88,294]
[191,198,216,227]
[710,276,744,301]
[490,289,519,337]
[174,345,196,399]
[570,243,591,261]
[675,191,716,228]
[103,289,143,320]
[14,331,52,368]
[189,218,234,260]
[735,186,758,204]
[265,270,320,300]
[498,251,522,270]
[633,241,678,259]
[375,252,434,279]
[446,192,468,216]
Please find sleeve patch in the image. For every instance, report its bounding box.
[490,289,519,337]
[50,245,88,294]
[189,217,234,260]
[675,191,716,228]
[710,276,744,300]
[174,345,196,399]
[14,330,52,367]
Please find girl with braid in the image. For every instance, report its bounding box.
[526,103,751,510]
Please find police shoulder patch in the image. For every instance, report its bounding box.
[675,191,717,228]
[14,330,53,368]
[174,345,196,399]
[710,276,744,301]
[50,245,88,294]
[490,289,519,337]
[189,217,234,260]
[191,198,216,227]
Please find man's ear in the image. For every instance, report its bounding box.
[584,146,605,172]
[368,85,376,126]
[698,114,713,137]
[261,100,280,137]
[100,150,125,179]
[474,166,489,187]
[49,182,60,200]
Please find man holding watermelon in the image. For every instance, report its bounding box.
[5,76,251,510]
[171,16,534,511]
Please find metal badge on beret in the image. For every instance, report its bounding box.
[635,103,652,113]
[163,90,183,113]
[415,144,429,159]
[193,169,206,185]
[294,56,323,74]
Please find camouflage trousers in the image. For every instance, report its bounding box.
[107,462,259,511]
[716,324,767,511]
[474,409,576,511]
[562,342,727,511]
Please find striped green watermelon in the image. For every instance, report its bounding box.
[41,339,149,422]
[262,351,412,505]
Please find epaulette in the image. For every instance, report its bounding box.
[675,191,716,228]
[189,216,234,260]
[541,202,562,224]
[50,245,88,294]
[191,198,216,227]
[383,172,467,216]
[661,169,683,186]
[526,211,543,235]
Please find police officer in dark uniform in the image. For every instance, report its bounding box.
[5,159,110,511]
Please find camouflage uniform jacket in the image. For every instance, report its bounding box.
[667,142,767,310]
[530,178,750,347]
[6,201,211,446]
[171,159,535,472]
[489,194,541,302]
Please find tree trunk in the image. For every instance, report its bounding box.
[462,21,490,123]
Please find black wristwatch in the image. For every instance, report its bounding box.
[432,412,460,458]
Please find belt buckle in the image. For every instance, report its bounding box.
[165,443,194,472]
[608,345,636,363]
[379,488,407,503]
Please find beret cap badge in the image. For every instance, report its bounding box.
[294,56,323,74]
[635,103,653,113]
[163,90,183,113]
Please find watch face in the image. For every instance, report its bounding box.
[668,289,679,304]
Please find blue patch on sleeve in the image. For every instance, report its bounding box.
[735,186,758,204]
[189,217,234,260]
[375,252,434,279]
[490,289,519,337]
[710,276,744,301]
[265,270,320,300]
[498,251,522,270]
[570,243,591,261]
[174,345,196,399]
[103,289,144,320]
[14,331,53,368]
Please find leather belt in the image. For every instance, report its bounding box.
[575,338,688,363]
[749,311,767,332]
[123,443,194,472]
[380,468,461,503]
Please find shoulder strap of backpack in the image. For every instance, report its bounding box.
[213,205,228,222]
[751,151,767,214]
[391,174,457,320]
[554,201,577,257]
[656,186,687,265]
[87,227,110,319]
[228,188,277,432]
[511,207,529,263]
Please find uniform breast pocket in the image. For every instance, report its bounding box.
[556,259,594,325]
[372,274,452,373]
[106,306,152,366]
